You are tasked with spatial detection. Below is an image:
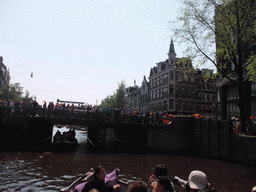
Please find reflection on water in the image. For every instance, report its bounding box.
[0,126,256,191]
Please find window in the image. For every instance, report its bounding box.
[252,84,256,96]
[169,84,174,95]
[157,77,159,86]
[202,83,205,90]
[230,89,234,100]
[158,65,161,72]
[231,61,235,71]
[169,99,174,110]
[169,70,174,81]
[160,76,162,84]
[198,93,201,101]
[154,79,156,87]
[233,88,237,99]
[160,89,163,97]
[157,90,159,98]
[189,104,195,112]
[183,101,188,111]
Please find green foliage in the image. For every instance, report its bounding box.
[171,0,256,82]
[22,90,34,102]
[172,0,256,130]
[0,83,23,101]
[100,79,128,109]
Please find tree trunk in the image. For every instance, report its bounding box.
[236,0,246,133]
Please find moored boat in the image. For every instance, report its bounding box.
[51,138,78,152]
[56,125,64,128]
[60,168,128,192]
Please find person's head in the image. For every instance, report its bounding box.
[188,170,208,191]
[95,165,106,181]
[154,164,168,178]
[252,186,256,192]
[128,180,147,192]
[152,177,174,192]
[89,189,99,192]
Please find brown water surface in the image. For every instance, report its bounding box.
[0,127,256,191]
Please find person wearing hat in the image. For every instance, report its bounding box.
[185,170,215,192]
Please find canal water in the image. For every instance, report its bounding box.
[0,126,256,191]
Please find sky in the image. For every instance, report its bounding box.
[0,0,186,106]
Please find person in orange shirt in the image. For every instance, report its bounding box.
[150,112,155,124]
[162,113,169,124]
[134,108,138,115]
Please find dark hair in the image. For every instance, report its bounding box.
[94,165,104,175]
[154,164,168,178]
[157,176,174,192]
[128,180,147,192]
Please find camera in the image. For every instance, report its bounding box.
[173,176,191,191]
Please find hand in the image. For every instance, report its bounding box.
[148,175,156,183]
[148,175,156,187]
[113,184,120,189]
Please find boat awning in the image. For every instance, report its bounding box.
[56,99,85,105]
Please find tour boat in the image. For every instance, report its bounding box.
[60,168,128,192]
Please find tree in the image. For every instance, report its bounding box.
[172,0,256,131]
[115,80,128,109]
[22,90,34,102]
[100,94,116,108]
[100,79,128,109]
[0,83,23,101]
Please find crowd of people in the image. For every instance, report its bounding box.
[1,99,256,135]
[76,164,256,192]
[78,164,220,192]
[231,115,256,136]
[0,100,173,125]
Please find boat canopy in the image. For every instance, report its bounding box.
[56,99,85,105]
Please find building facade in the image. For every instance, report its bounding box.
[0,56,10,89]
[124,40,217,116]
[125,85,140,112]
[196,69,217,116]
[140,76,149,113]
[214,0,256,120]
[148,39,198,114]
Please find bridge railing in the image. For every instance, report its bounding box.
[0,106,162,125]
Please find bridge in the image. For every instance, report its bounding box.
[1,108,256,167]
[0,111,152,152]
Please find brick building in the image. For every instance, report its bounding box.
[124,40,217,116]
[196,69,217,116]
[148,39,197,114]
